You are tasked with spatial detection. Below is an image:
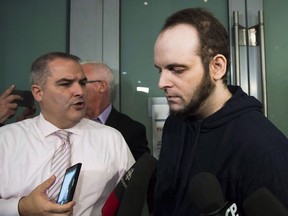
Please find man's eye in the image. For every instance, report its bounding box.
[172,68,185,74]
[59,82,71,86]
[80,81,86,86]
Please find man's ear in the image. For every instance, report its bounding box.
[31,84,43,102]
[99,81,107,93]
[210,54,227,81]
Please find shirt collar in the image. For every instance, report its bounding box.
[97,103,112,124]
[37,113,84,137]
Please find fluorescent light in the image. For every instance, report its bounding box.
[137,86,149,93]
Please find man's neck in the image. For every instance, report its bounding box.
[197,85,232,119]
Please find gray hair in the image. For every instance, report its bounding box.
[80,60,115,92]
[30,52,81,87]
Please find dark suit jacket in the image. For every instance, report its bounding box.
[106,107,151,160]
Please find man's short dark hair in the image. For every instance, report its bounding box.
[162,8,230,83]
[30,52,81,87]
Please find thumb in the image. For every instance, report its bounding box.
[38,175,56,193]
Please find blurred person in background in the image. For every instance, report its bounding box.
[82,61,151,160]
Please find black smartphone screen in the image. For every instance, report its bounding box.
[56,163,82,205]
[12,90,34,107]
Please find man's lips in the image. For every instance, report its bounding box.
[165,94,179,100]
[72,101,85,109]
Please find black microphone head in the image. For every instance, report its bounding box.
[188,172,225,214]
[243,187,288,216]
[101,160,135,216]
[117,153,158,216]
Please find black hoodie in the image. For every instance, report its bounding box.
[154,85,288,215]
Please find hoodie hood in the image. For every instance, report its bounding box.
[197,85,263,130]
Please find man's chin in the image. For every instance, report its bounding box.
[169,104,199,118]
[169,105,186,116]
[71,111,85,122]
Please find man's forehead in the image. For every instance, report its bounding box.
[47,62,85,80]
[155,24,200,58]
[49,58,79,68]
[159,24,198,41]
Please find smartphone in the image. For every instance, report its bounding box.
[12,90,34,107]
[56,163,82,205]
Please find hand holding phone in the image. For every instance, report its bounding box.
[12,90,34,107]
[56,163,82,205]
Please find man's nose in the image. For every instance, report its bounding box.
[158,70,172,90]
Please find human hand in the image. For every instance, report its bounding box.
[17,105,36,122]
[18,175,76,216]
[0,85,22,123]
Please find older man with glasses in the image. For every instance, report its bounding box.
[81,61,151,161]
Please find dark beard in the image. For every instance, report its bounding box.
[170,71,215,118]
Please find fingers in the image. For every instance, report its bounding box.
[6,100,18,109]
[50,201,76,214]
[7,108,17,118]
[16,106,36,122]
[0,86,21,123]
[0,85,15,99]
[23,106,36,116]
[18,176,76,216]
[0,85,22,104]
[6,94,22,103]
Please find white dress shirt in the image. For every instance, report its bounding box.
[0,114,135,216]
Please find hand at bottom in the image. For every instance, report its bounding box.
[18,175,76,216]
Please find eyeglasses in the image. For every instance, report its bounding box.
[85,80,102,84]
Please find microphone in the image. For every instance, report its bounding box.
[117,153,158,216]
[243,187,288,216]
[101,159,135,216]
[101,153,157,216]
[188,172,240,216]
